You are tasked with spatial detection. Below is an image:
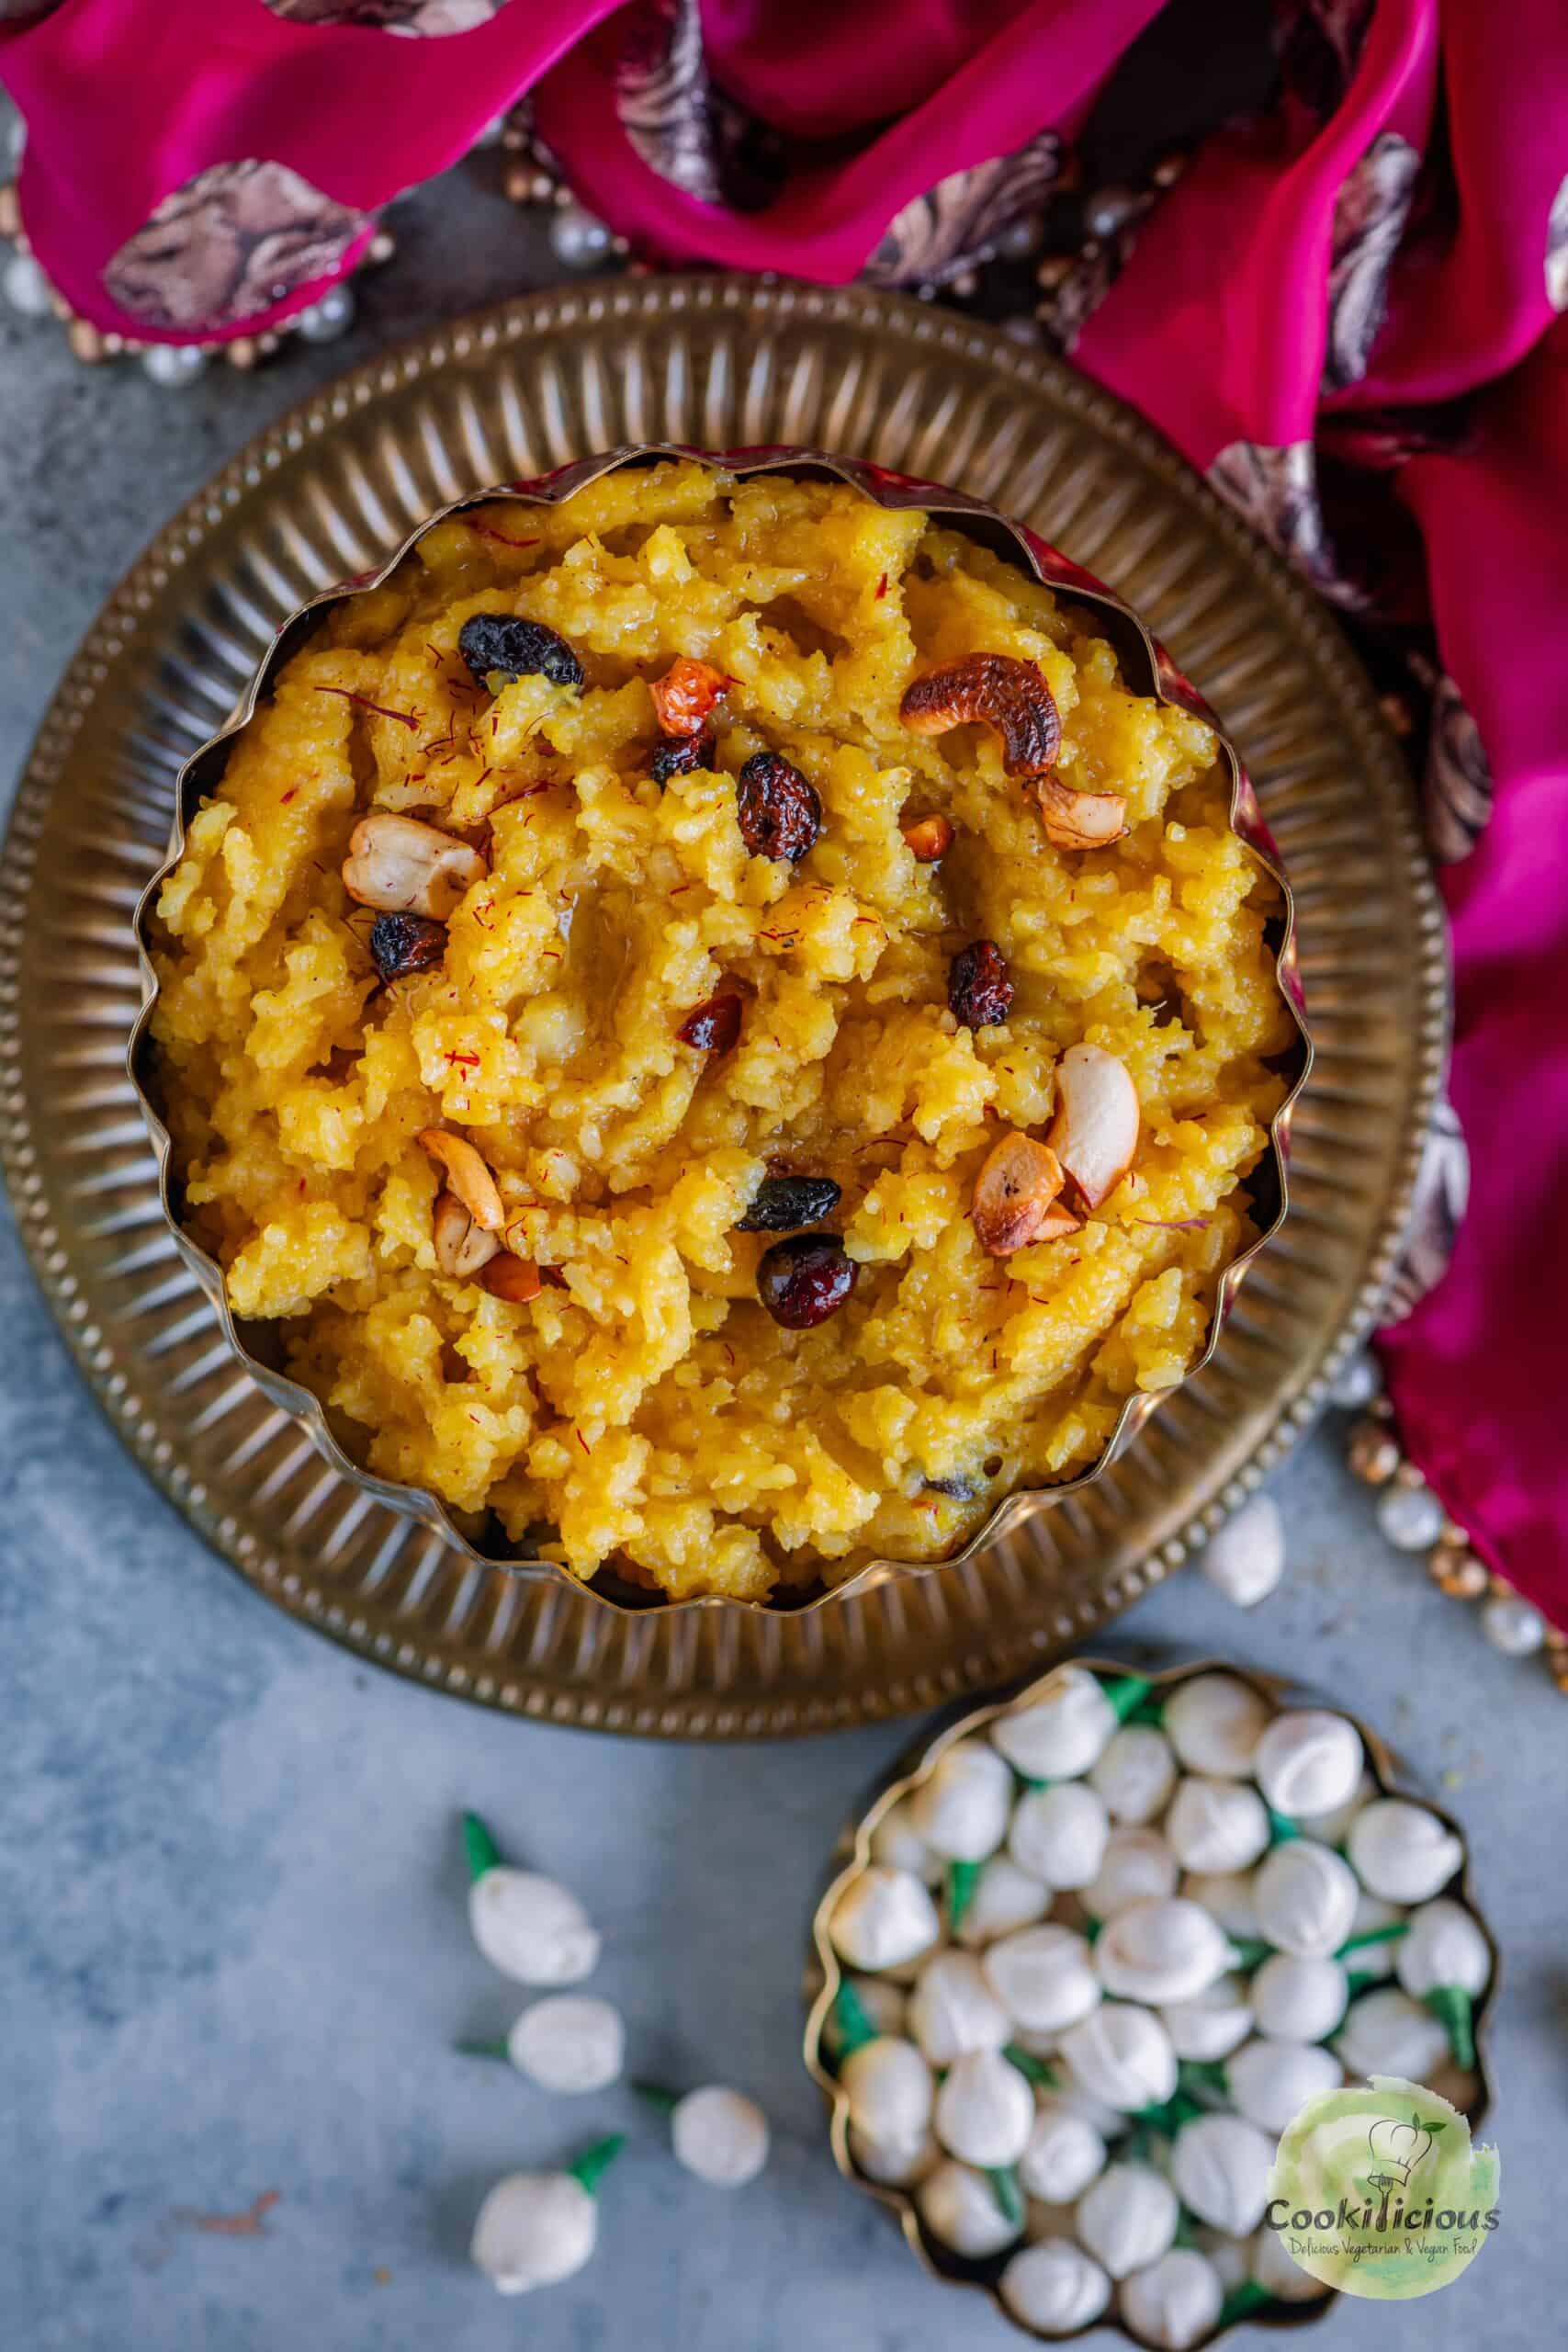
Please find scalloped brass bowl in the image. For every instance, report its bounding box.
[129,446,1310,1617]
[804,1654,1497,2345]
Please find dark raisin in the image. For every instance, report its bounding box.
[948,939,1014,1029]
[677,991,743,1053]
[457,613,583,691]
[756,1234,856,1329]
[737,1175,842,1232]
[924,1476,978,1500]
[735,751,822,862]
[367,910,447,982]
[650,732,713,786]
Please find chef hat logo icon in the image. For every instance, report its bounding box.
[1367,2110,1445,2187]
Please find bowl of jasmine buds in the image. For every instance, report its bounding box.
[804,1659,1496,2346]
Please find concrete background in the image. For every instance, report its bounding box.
[0,138,1558,2352]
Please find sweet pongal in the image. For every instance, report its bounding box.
[150,459,1291,1602]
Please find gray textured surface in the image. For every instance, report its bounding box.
[0,162,1556,2352]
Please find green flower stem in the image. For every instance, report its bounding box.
[1132,2089,1204,2136]
[1227,1938,1272,1973]
[1100,1673,1157,1724]
[1172,2207,1200,2250]
[1177,2060,1229,2103]
[632,2080,681,2115]
[1426,1984,1476,2069]
[1267,1808,1300,1845]
[1004,2043,1055,2086]
[463,1810,502,1883]
[1083,1915,1104,1945]
[987,2165,1024,2228]
[568,2133,626,2196]
[946,1860,981,1934]
[1344,1969,1381,2000]
[455,2038,512,2062]
[1218,2280,1274,2327]
[828,1979,882,2063]
[1336,1919,1410,1956]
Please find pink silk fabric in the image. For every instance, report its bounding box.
[4,0,1564,1620]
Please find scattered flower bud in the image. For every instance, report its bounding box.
[1347,1800,1464,1904]
[1118,2246,1224,2350]
[908,1951,1010,2067]
[470,2135,623,2294]
[1095,1897,1233,2007]
[1395,1899,1491,1999]
[933,2048,1036,2168]
[1075,2161,1179,2280]
[1169,2113,1276,2235]
[1084,1826,1179,1921]
[999,2237,1112,2335]
[1252,1839,1359,1958]
[829,1865,942,1973]
[463,1815,601,1985]
[1008,1782,1111,1891]
[1089,1726,1177,1826]
[908,1740,1014,1862]
[506,1996,625,2095]
[1199,1492,1285,1607]
[917,2157,1023,2257]
[1249,1953,1348,2043]
[982,1923,1101,2037]
[1225,2037,1341,2134]
[1252,1711,1364,1820]
[1059,2001,1178,2112]
[668,2086,770,2188]
[1161,1674,1270,1779]
[988,1666,1118,1781]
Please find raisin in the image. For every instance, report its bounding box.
[949,940,1014,1028]
[756,1234,856,1329]
[367,910,447,982]
[457,613,583,691]
[736,1175,842,1232]
[649,656,728,736]
[650,732,713,786]
[735,751,822,862]
[924,1476,978,1499]
[677,991,743,1052]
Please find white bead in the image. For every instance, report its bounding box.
[293,282,355,344]
[548,199,615,269]
[1250,1953,1348,2042]
[1295,1770,1377,1848]
[991,1666,1118,1780]
[1158,1973,1253,2063]
[507,1995,624,2094]
[1327,1351,1382,1409]
[1335,1985,1450,2081]
[1075,2162,1179,2280]
[840,2036,934,2143]
[870,1797,944,1884]
[1059,2001,1178,2111]
[908,1951,1010,2067]
[1348,1800,1464,1904]
[1119,2248,1224,2350]
[1480,1592,1547,1656]
[821,1975,907,2061]
[141,340,209,387]
[471,2171,597,2293]
[982,1923,1100,2036]
[1200,1493,1286,1607]
[917,2158,1023,2256]
[953,1854,1050,1946]
[908,1740,1014,1861]
[1090,1726,1177,1824]
[1226,2038,1341,2134]
[469,1869,600,1986]
[933,2048,1035,2167]
[1249,2223,1330,2301]
[829,1866,942,1973]
[1343,1891,1405,1978]
[671,2086,770,2188]
[1161,1674,1270,1777]
[1008,1781,1110,1890]
[1164,1778,1270,1874]
[1377,1480,1447,1551]
[1000,2238,1112,2334]
[1252,1711,1364,1819]
[1094,1897,1233,2006]
[2,249,51,318]
[1396,1899,1491,1998]
[1180,1870,1260,1941]
[1253,1839,1359,1956]
[1169,2112,1276,2234]
[1085,1826,1179,1921]
[1018,2100,1107,2204]
[849,2123,939,2186]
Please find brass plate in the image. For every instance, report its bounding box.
[0,277,1445,1736]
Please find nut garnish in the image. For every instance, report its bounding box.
[417,1128,504,1230]
[1047,1045,1140,1208]
[948,940,1015,1030]
[1029,774,1128,852]
[901,813,954,862]
[970,1132,1066,1257]
[900,654,1062,777]
[433,1188,501,1279]
[649,657,728,736]
[479,1255,543,1304]
[343,813,486,920]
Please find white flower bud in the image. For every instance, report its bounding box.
[471,2170,597,2293]
[1164,1778,1269,1875]
[1252,1711,1364,1820]
[1200,1492,1286,1607]
[1250,2223,1330,2301]
[870,1797,945,1885]
[849,2124,939,2186]
[1059,2002,1178,2112]
[1295,1770,1376,1849]
[933,2048,1035,2167]
[1348,1800,1464,1904]
[1000,2238,1111,2335]
[918,2158,1023,2256]
[671,2086,770,2188]
[1169,2113,1275,2235]
[990,1667,1118,1781]
[1090,1726,1177,1825]
[1180,1870,1259,1941]
[983,1923,1101,2037]
[1086,1827,1179,1922]
[1118,2247,1224,2349]
[1253,1839,1359,1957]
[829,1866,942,1973]
[908,1951,1010,2067]
[1226,2037,1341,2133]
[1161,1674,1269,1778]
[1335,1986,1450,2081]
[821,1975,908,2062]
[469,1870,601,1986]
[1342,1891,1404,1978]
[1396,1899,1491,1998]
[1094,1896,1233,2007]
[908,1740,1014,1862]
[1250,1953,1348,2043]
[840,2036,935,2143]
[507,1996,624,2094]
[1075,2162,1179,2280]
[1018,2100,1107,2204]
[954,1855,1050,1947]
[1009,1782,1111,1890]
[1158,1973,1252,2063]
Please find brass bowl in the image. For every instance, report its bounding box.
[129,442,1311,1617]
[804,1654,1497,2344]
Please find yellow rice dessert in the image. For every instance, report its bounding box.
[150,460,1292,1602]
